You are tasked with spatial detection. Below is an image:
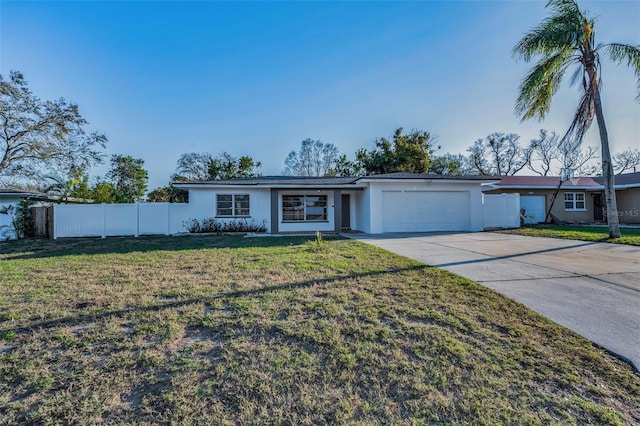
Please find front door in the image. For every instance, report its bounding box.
[593,193,604,222]
[341,194,350,230]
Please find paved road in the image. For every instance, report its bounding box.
[349,232,640,370]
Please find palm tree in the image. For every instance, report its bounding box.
[513,0,640,238]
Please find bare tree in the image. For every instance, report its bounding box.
[613,148,640,174]
[558,139,599,176]
[466,133,532,175]
[527,129,559,176]
[284,139,339,176]
[527,129,600,176]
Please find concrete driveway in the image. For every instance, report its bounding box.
[349,232,640,370]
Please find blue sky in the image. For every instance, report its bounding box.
[1,1,639,190]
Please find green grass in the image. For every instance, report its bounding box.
[500,225,640,246]
[1,235,639,424]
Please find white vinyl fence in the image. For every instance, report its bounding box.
[483,193,520,229]
[53,203,192,239]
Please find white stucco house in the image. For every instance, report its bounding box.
[173,173,503,234]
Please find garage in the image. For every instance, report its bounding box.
[520,195,546,224]
[381,191,471,232]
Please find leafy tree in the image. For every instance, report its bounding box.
[284,139,339,177]
[613,148,640,174]
[513,0,640,238]
[329,154,364,177]
[209,153,261,180]
[147,185,188,203]
[356,128,437,175]
[175,152,261,181]
[42,166,93,202]
[91,181,117,203]
[429,153,466,176]
[0,71,106,184]
[106,155,148,203]
[466,133,532,176]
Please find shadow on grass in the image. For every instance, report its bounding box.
[6,264,430,335]
[0,234,340,260]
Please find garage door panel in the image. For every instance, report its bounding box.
[382,191,471,232]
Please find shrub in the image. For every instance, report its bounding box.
[184,217,267,234]
[0,199,35,240]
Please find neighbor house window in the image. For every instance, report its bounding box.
[282,195,327,221]
[564,192,586,211]
[216,194,250,217]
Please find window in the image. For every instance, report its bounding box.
[564,192,586,211]
[282,195,327,221]
[216,194,250,217]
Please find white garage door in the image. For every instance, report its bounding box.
[520,195,546,224]
[382,191,471,232]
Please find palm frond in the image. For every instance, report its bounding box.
[515,50,576,120]
[568,64,584,87]
[605,43,640,101]
[562,84,596,145]
[513,16,582,61]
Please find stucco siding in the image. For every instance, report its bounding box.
[484,188,602,223]
[616,188,640,224]
[187,188,272,232]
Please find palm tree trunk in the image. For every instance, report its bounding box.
[590,71,621,238]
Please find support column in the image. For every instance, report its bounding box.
[334,190,342,233]
[270,189,279,234]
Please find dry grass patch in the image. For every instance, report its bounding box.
[1,235,639,424]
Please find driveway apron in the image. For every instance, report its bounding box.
[349,232,640,371]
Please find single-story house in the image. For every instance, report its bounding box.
[173,173,502,234]
[0,188,52,240]
[483,172,640,225]
[595,172,640,225]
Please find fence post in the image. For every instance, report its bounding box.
[53,204,58,240]
[102,203,107,239]
[167,202,171,235]
[135,202,140,237]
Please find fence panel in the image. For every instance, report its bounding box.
[105,204,138,236]
[169,203,192,234]
[54,204,105,238]
[483,193,520,229]
[139,203,170,235]
[54,203,191,239]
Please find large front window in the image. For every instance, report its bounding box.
[282,195,327,221]
[217,194,250,217]
[564,192,586,211]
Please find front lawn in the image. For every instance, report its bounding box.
[1,236,638,424]
[501,225,640,246]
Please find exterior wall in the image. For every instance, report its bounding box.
[484,188,602,223]
[354,189,371,233]
[187,187,272,232]
[616,188,640,224]
[0,196,21,240]
[277,190,335,233]
[365,181,485,233]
